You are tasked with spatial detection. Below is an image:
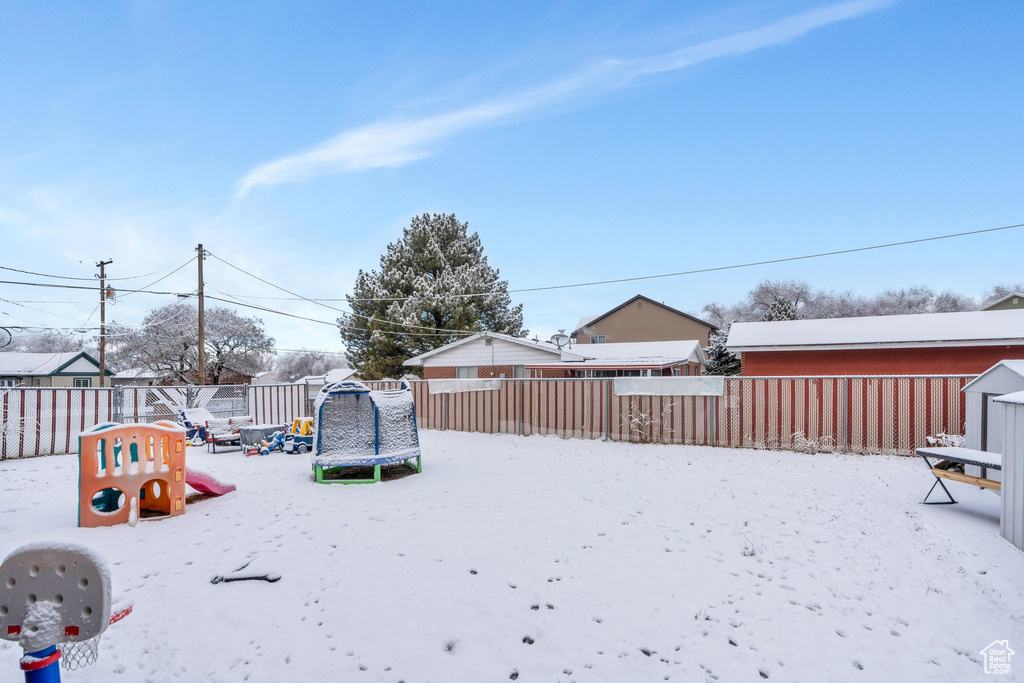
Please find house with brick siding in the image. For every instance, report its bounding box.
[404,332,705,379]
[726,308,1024,376]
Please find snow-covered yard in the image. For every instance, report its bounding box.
[1,431,1022,682]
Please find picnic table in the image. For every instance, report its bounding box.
[917,446,1002,505]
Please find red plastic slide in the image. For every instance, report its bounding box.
[185,467,237,496]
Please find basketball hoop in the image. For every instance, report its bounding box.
[1,543,122,679]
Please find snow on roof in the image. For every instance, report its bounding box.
[0,352,91,376]
[995,389,1024,406]
[404,332,559,366]
[997,360,1024,377]
[573,316,598,333]
[528,340,704,367]
[962,360,1024,392]
[113,367,162,379]
[727,309,1024,351]
[301,368,357,384]
[324,367,356,383]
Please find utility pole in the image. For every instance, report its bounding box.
[96,259,113,388]
[197,244,205,386]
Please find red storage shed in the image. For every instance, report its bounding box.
[726,309,1024,376]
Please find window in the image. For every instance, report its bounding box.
[74,378,92,388]
[590,335,606,344]
[0,379,21,387]
[456,366,476,379]
[685,366,691,376]
[513,365,527,378]
[672,367,680,376]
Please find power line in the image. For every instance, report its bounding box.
[0,257,195,282]
[204,251,476,334]
[203,293,472,337]
[115,256,197,300]
[0,297,96,322]
[508,221,1024,293]
[0,278,187,295]
[217,219,1024,303]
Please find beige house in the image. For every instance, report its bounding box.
[572,295,717,347]
[0,351,115,387]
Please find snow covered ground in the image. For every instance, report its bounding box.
[1,431,1022,682]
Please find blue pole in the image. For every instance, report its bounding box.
[21,645,61,683]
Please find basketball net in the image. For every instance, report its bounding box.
[60,602,133,671]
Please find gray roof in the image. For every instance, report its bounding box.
[0,352,98,376]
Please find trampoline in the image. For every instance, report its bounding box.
[312,381,422,484]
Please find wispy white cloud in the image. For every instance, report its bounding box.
[236,0,893,196]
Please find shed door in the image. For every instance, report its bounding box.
[984,393,1005,455]
[977,393,1005,484]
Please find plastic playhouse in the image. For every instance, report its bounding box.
[79,421,235,528]
[311,381,421,484]
[283,417,315,454]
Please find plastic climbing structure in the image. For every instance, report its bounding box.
[78,421,187,528]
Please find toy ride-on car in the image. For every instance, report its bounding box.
[283,417,315,454]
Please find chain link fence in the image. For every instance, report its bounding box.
[119,385,249,425]
[0,375,975,459]
[364,376,972,456]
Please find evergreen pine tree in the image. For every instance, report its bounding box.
[761,296,799,322]
[339,213,525,379]
[703,327,741,376]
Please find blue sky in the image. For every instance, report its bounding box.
[1,0,1022,353]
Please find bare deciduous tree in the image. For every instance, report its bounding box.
[0,330,85,353]
[108,303,275,384]
[273,350,346,382]
[108,303,200,382]
[703,279,995,329]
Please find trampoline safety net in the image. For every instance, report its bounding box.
[313,382,421,468]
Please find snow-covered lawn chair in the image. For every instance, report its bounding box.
[205,415,254,453]
[180,408,253,452]
[312,381,421,484]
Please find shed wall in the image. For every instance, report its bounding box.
[742,345,1024,376]
[1001,402,1024,551]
